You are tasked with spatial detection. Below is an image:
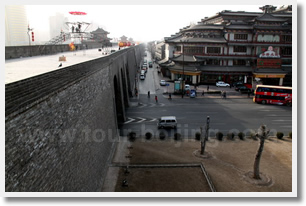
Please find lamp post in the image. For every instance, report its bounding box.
[27,25,33,56]
[180,40,188,98]
[201,116,210,155]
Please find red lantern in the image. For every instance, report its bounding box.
[127,42,131,46]
[31,32,34,42]
[123,42,127,47]
[119,42,124,47]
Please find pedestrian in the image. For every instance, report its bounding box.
[148,91,150,98]
[207,85,209,92]
[169,93,172,100]
[202,91,204,96]
[230,84,232,89]
[224,91,227,99]
[248,90,251,98]
[135,88,138,97]
[155,95,158,103]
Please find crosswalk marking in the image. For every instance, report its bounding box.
[123,117,158,124]
[138,103,165,108]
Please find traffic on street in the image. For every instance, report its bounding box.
[119,49,292,139]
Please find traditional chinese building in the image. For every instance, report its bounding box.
[160,5,292,86]
[82,27,112,47]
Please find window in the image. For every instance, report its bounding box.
[207,59,220,65]
[233,60,246,65]
[234,34,248,40]
[207,47,221,54]
[233,46,247,53]
[184,46,203,55]
[282,35,292,42]
[282,47,292,55]
[176,46,181,52]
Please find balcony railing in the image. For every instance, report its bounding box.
[227,40,292,45]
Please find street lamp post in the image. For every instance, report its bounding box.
[180,40,187,98]
[27,26,33,57]
[201,116,210,155]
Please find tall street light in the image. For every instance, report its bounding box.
[180,40,188,98]
[27,25,33,57]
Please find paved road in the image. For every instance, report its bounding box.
[120,51,292,139]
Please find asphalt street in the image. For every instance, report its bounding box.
[119,51,292,139]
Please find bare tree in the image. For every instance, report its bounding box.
[253,124,270,179]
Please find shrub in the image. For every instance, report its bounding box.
[250,133,257,140]
[174,133,181,140]
[289,132,292,139]
[195,132,201,141]
[227,132,235,140]
[145,132,152,140]
[277,132,284,139]
[128,132,136,141]
[216,132,223,141]
[238,132,245,140]
[159,132,166,140]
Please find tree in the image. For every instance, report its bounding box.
[253,124,270,179]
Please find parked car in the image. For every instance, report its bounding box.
[160,80,166,86]
[184,84,191,91]
[236,86,252,92]
[157,116,177,129]
[235,84,248,91]
[190,89,196,98]
[216,81,230,87]
[140,74,145,80]
[233,81,244,87]
[149,62,153,68]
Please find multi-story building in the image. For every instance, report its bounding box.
[49,12,68,40]
[159,5,292,86]
[5,5,28,46]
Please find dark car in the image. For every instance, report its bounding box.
[236,86,252,92]
[233,82,244,87]
[235,84,247,91]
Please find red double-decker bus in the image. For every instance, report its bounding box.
[253,85,292,105]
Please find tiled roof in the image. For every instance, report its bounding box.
[166,36,227,43]
[171,55,201,62]
[255,13,287,22]
[197,66,252,73]
[184,24,224,31]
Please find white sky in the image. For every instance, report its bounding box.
[24,4,275,43]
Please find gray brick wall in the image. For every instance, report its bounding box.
[5,45,145,192]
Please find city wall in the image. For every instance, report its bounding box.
[5,45,145,191]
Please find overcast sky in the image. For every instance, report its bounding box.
[24,4,277,43]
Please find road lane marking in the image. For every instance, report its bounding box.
[124,117,135,124]
[136,117,146,123]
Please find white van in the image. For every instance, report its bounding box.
[157,116,177,129]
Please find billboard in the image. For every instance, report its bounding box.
[257,58,282,68]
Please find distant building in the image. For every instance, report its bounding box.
[160,5,292,86]
[5,5,28,46]
[120,35,128,42]
[49,13,68,40]
[82,27,112,47]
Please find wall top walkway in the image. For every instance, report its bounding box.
[5,47,120,84]
[5,46,141,117]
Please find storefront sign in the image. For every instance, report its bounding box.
[257,58,282,68]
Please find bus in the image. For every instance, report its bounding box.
[253,85,292,106]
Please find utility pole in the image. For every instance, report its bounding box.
[201,116,210,155]
[27,25,33,57]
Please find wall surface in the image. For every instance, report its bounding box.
[5,45,145,192]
